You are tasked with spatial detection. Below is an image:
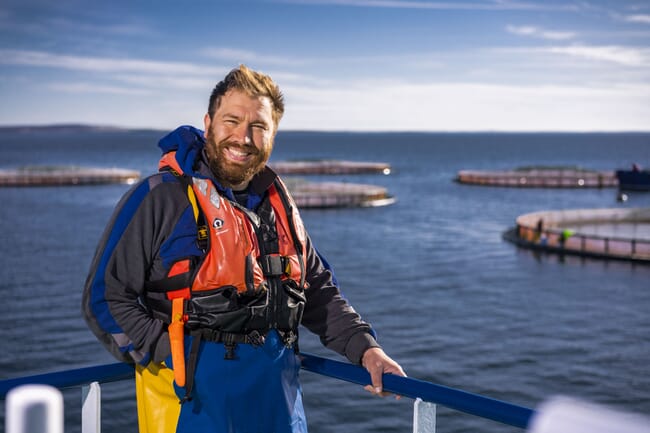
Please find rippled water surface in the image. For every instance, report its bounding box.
[1,129,649,433]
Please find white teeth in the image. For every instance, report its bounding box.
[231,149,248,156]
[225,147,249,159]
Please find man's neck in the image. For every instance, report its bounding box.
[232,188,249,207]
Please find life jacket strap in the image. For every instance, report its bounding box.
[162,167,208,252]
[180,331,202,404]
[194,328,266,347]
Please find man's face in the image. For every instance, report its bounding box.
[203,89,276,190]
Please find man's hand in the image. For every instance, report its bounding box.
[361,347,406,398]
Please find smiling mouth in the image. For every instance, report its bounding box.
[224,146,255,163]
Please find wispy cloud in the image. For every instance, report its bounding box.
[46,16,157,37]
[199,47,327,83]
[544,44,650,67]
[624,14,650,24]
[200,47,303,66]
[506,25,576,40]
[111,74,211,91]
[282,79,650,131]
[0,49,227,76]
[48,82,152,95]
[492,42,650,68]
[281,0,578,11]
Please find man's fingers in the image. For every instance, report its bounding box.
[361,347,406,399]
[364,380,401,399]
[369,362,384,394]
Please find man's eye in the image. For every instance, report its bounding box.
[252,124,267,130]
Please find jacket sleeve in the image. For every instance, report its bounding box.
[82,175,189,364]
[301,235,380,364]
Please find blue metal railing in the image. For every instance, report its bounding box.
[1,352,535,430]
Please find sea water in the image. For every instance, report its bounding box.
[1,128,649,433]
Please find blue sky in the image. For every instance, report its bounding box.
[1,0,649,131]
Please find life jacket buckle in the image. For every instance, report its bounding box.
[259,254,287,277]
[196,225,208,251]
[247,330,265,347]
[197,225,208,240]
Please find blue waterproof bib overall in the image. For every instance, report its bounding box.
[136,330,307,433]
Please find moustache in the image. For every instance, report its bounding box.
[219,140,261,157]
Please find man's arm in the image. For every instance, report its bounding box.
[300,234,406,394]
[82,176,188,364]
[300,234,379,363]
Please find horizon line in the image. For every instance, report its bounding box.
[1,123,650,135]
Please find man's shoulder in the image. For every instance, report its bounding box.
[118,171,188,208]
[142,170,185,190]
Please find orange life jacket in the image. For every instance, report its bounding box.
[145,151,309,398]
[147,151,308,336]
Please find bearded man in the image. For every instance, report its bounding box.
[83,65,404,433]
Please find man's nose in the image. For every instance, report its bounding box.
[232,123,252,145]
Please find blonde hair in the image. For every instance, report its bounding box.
[208,64,285,129]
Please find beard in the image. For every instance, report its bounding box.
[204,132,271,189]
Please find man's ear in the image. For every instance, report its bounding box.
[203,113,212,138]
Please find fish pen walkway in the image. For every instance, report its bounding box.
[457,167,617,188]
[0,166,140,186]
[0,162,395,209]
[270,160,391,175]
[504,207,650,264]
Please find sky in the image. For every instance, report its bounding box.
[1,0,649,132]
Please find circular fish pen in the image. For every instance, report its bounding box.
[457,166,616,188]
[284,180,395,209]
[273,160,396,209]
[504,207,650,264]
[0,166,141,186]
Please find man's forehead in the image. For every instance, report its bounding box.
[219,90,273,116]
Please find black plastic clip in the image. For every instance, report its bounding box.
[224,339,237,360]
[247,330,266,347]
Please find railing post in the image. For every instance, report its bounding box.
[82,382,101,433]
[413,398,436,433]
[5,384,63,433]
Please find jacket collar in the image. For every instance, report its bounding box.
[158,125,278,209]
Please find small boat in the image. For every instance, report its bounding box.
[616,164,650,191]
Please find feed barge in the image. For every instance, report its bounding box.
[504,207,650,264]
[0,166,140,187]
[456,167,616,188]
[616,168,650,191]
